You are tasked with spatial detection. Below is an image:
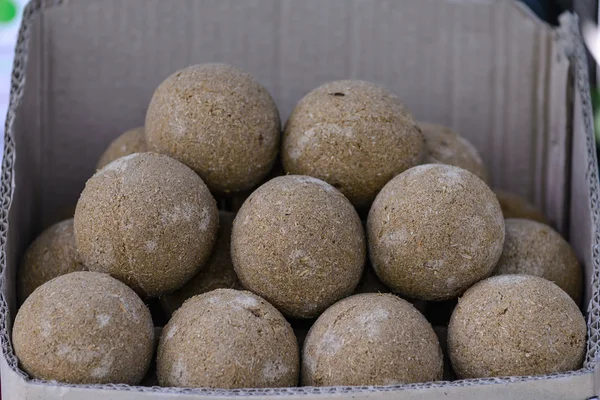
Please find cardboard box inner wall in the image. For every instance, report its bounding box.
[1,0,599,399]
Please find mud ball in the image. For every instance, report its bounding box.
[157,289,299,388]
[367,164,505,300]
[18,218,86,304]
[13,272,154,384]
[448,275,586,378]
[74,153,218,297]
[96,126,147,170]
[231,175,365,318]
[145,63,280,194]
[160,211,239,316]
[494,189,549,224]
[494,218,582,303]
[282,80,424,208]
[419,122,488,183]
[302,293,443,386]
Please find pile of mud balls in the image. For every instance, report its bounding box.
[13,63,585,389]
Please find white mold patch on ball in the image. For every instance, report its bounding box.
[145,240,157,252]
[57,344,100,365]
[91,353,115,379]
[317,330,343,357]
[96,314,111,328]
[100,153,140,174]
[160,202,196,226]
[288,128,316,161]
[492,274,534,286]
[234,293,259,308]
[293,175,337,194]
[170,357,189,383]
[199,207,211,232]
[40,320,52,338]
[383,228,409,247]
[165,324,179,341]
[357,308,390,337]
[54,219,71,234]
[262,357,290,382]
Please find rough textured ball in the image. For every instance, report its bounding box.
[96,126,147,170]
[74,153,218,297]
[18,218,86,304]
[494,189,549,224]
[160,211,239,316]
[145,63,280,194]
[13,272,154,384]
[157,289,299,388]
[302,293,443,386]
[419,122,488,183]
[448,275,586,378]
[367,164,505,300]
[282,80,424,208]
[494,218,582,303]
[231,175,365,318]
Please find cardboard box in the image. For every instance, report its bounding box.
[0,0,599,398]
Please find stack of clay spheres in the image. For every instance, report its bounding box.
[13,63,585,389]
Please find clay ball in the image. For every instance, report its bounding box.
[494,218,582,303]
[160,211,239,316]
[74,152,218,297]
[157,289,299,388]
[419,122,488,183]
[494,189,549,224]
[448,275,586,378]
[145,63,280,194]
[302,293,442,386]
[367,164,505,300]
[282,80,424,208]
[231,175,365,318]
[13,271,154,384]
[96,126,147,170]
[18,218,86,304]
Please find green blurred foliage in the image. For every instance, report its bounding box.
[0,0,16,24]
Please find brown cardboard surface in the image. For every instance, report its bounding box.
[0,0,598,399]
